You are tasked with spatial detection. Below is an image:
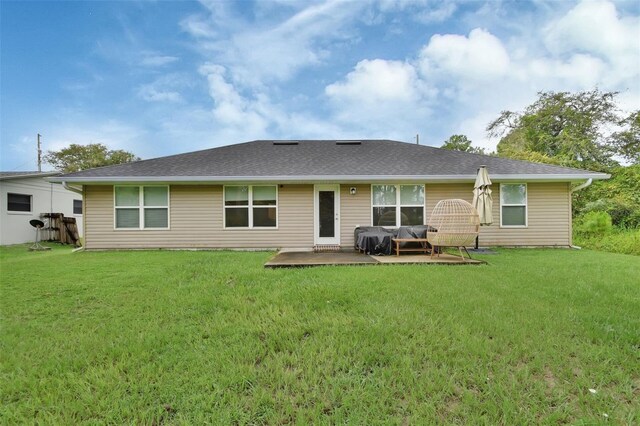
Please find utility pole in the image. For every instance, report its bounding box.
[37,133,42,172]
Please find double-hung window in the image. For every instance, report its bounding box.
[224,185,277,228]
[73,199,83,215]
[372,184,425,227]
[500,183,527,227]
[114,186,169,229]
[7,193,32,213]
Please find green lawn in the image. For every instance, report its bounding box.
[1,245,639,424]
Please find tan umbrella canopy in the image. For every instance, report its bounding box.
[472,165,493,226]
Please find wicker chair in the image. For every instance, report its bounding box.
[427,199,480,260]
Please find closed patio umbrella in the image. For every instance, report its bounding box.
[472,165,493,249]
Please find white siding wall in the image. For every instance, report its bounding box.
[0,178,84,245]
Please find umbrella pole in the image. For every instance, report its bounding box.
[475,235,479,250]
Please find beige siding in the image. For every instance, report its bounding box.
[85,182,571,249]
[425,182,571,246]
[85,185,313,249]
[339,184,371,247]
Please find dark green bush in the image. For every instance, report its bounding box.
[583,198,640,228]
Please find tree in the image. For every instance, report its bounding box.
[44,143,139,173]
[609,110,640,165]
[574,164,640,228]
[441,134,485,154]
[487,90,622,171]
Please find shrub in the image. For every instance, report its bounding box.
[583,198,639,228]
[576,211,613,236]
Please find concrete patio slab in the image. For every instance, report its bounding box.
[265,251,485,268]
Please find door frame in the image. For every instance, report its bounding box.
[313,184,341,246]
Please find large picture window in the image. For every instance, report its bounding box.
[372,184,425,227]
[114,186,169,229]
[7,193,32,213]
[500,183,527,227]
[224,185,277,228]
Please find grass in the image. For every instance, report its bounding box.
[1,244,639,424]
[574,227,640,256]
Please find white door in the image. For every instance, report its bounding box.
[314,185,340,245]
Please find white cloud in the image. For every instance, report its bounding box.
[324,59,434,137]
[140,54,179,67]
[415,1,457,23]
[165,0,640,157]
[198,63,269,133]
[326,59,423,103]
[545,0,640,58]
[137,86,182,103]
[320,0,639,152]
[181,0,365,87]
[136,73,192,103]
[544,0,640,87]
[419,28,511,80]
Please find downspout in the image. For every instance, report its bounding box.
[62,181,83,195]
[569,178,593,249]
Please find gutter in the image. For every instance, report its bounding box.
[49,173,611,185]
[570,178,593,193]
[62,181,83,195]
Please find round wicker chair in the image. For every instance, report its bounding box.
[427,199,480,260]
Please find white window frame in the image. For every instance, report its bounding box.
[73,199,83,216]
[223,185,278,229]
[113,185,170,230]
[370,184,425,228]
[7,193,33,215]
[500,183,528,228]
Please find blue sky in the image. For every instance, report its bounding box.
[1,0,639,171]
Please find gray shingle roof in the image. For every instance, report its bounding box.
[52,140,608,182]
[0,171,60,180]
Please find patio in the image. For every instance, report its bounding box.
[264,250,485,268]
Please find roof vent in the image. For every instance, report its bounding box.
[273,141,299,146]
[336,141,362,145]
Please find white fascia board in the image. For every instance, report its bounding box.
[48,173,610,184]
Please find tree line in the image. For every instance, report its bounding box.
[441,89,639,229]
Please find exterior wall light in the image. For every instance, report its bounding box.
[350,187,357,195]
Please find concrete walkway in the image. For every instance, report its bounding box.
[265,251,484,268]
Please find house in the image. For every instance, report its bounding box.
[48,140,609,250]
[1,171,84,245]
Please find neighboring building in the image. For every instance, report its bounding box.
[0,171,84,245]
[49,140,609,250]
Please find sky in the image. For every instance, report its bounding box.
[1,0,639,171]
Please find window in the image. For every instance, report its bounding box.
[73,199,83,215]
[114,186,169,229]
[372,184,425,227]
[224,185,277,228]
[7,193,32,213]
[500,183,527,227]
